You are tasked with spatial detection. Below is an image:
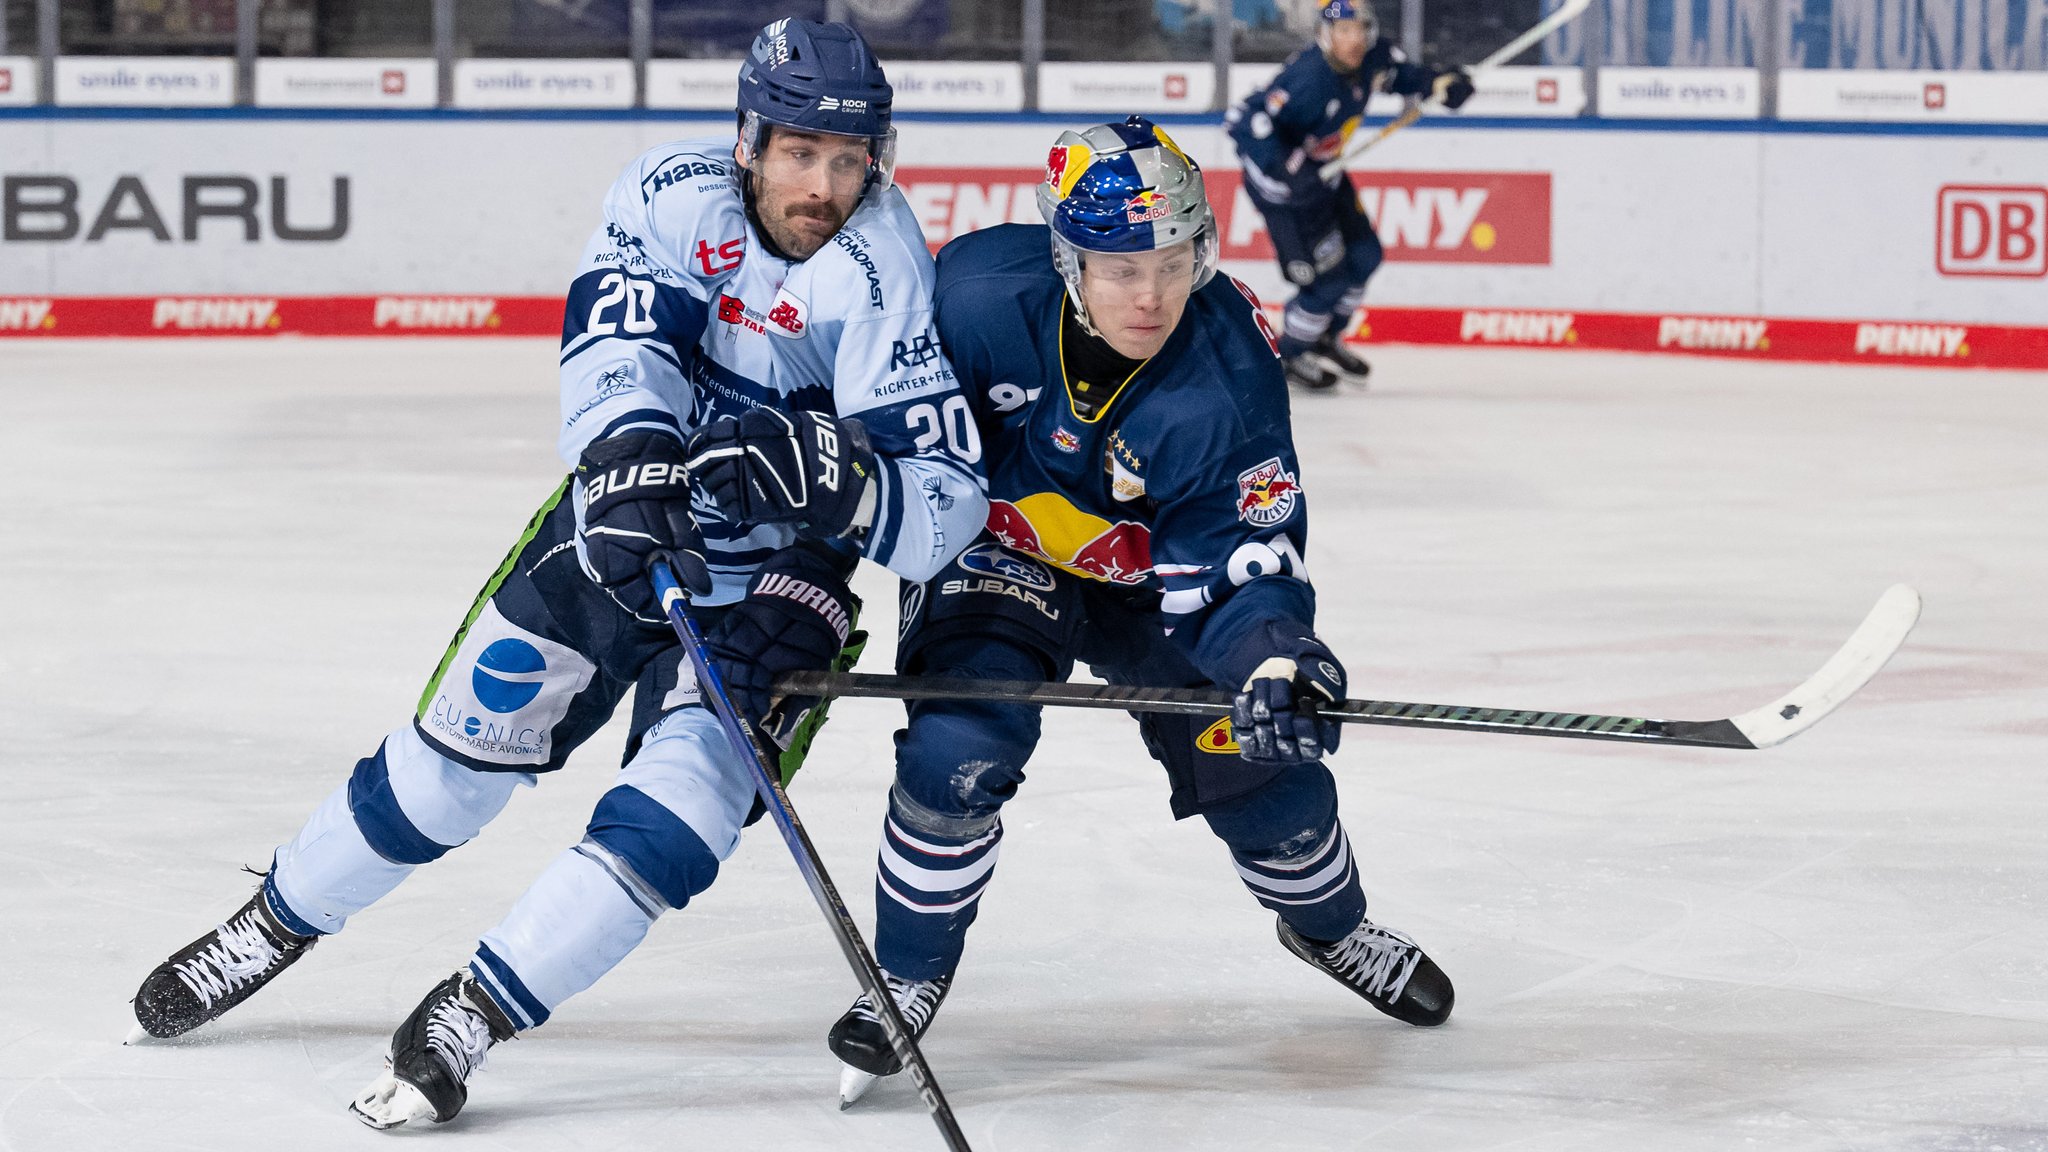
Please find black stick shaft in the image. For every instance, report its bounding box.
[653,567,973,1150]
[776,670,1754,750]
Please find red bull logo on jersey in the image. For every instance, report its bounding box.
[1124,189,1169,223]
[988,494,1153,585]
[1236,458,1300,526]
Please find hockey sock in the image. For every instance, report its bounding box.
[872,798,1003,982]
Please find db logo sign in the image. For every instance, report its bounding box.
[0,69,12,94]
[1938,185,2047,278]
[381,70,406,95]
[1923,83,1947,110]
[1536,78,1559,104]
[1164,73,1189,100]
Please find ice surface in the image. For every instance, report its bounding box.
[2,339,2043,1151]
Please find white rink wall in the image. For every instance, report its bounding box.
[1,115,2045,325]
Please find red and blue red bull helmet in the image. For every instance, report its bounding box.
[1034,116,1219,337]
[736,18,897,196]
[1318,0,1380,41]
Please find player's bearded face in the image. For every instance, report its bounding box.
[1079,245,1196,360]
[1322,20,1370,70]
[744,129,870,259]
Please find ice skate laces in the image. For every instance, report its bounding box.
[1323,923,1422,1003]
[854,974,946,1033]
[424,990,497,1084]
[172,910,283,1008]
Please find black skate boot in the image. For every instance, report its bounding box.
[827,970,952,1108]
[1282,350,1343,391]
[1315,330,1371,385]
[349,971,517,1130]
[1277,916,1454,1026]
[129,887,318,1040]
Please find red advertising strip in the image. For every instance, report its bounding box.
[3,296,2045,370]
[0,296,565,338]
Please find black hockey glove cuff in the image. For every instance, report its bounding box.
[1433,67,1476,110]
[1232,623,1347,766]
[708,542,860,748]
[576,431,711,614]
[685,408,878,540]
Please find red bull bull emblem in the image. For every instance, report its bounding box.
[1124,188,1169,224]
[987,494,1153,585]
[1236,457,1301,526]
[1051,426,1081,453]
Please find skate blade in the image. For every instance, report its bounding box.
[350,1072,435,1131]
[837,1063,881,1110]
[122,1023,151,1046]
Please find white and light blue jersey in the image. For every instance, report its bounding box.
[556,135,988,605]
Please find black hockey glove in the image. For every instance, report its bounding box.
[576,431,711,614]
[708,542,860,749]
[1232,624,1347,766]
[685,408,878,539]
[1282,147,1338,199]
[1432,68,1476,110]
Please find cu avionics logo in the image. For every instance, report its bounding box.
[1937,185,2047,278]
[472,638,547,716]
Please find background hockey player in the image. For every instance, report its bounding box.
[1226,0,1473,390]
[126,18,987,1130]
[825,116,1454,1107]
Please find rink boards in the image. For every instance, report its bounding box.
[1,112,2045,367]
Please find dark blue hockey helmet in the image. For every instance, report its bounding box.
[1035,116,1218,334]
[1317,0,1380,42]
[736,18,897,194]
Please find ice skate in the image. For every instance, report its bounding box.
[350,971,517,1130]
[827,970,952,1108]
[129,887,318,1041]
[1315,330,1371,386]
[1282,348,1345,391]
[1277,916,1453,1026]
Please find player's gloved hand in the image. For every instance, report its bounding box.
[685,408,878,539]
[707,542,858,748]
[576,431,711,613]
[1432,67,1476,110]
[1233,626,1347,766]
[1282,147,1338,197]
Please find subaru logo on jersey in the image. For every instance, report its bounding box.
[1051,427,1080,453]
[890,329,941,370]
[1236,457,1300,526]
[958,542,1057,592]
[472,638,547,714]
[1124,189,1169,223]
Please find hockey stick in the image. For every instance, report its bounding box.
[649,561,974,1152]
[779,585,1919,751]
[1318,0,1595,180]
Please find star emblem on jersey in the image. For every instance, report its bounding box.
[1236,457,1301,526]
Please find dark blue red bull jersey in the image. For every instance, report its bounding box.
[1225,38,1434,202]
[934,223,1320,689]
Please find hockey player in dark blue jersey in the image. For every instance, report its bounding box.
[826,116,1453,1107]
[1226,0,1473,390]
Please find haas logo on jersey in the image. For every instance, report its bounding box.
[1236,457,1300,526]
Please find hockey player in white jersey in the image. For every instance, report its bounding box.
[126,18,987,1130]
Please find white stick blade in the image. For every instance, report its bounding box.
[1730,584,1921,749]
